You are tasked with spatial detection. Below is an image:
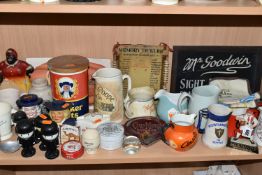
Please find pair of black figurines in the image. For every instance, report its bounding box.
[13,111,59,159]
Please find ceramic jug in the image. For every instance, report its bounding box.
[93,68,131,123]
[178,85,221,126]
[124,86,156,119]
[154,89,188,123]
[163,113,198,151]
[202,104,231,149]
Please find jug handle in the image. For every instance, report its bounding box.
[122,74,132,102]
[177,92,191,113]
[124,98,134,119]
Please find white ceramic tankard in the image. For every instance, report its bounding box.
[0,102,12,141]
[202,104,231,149]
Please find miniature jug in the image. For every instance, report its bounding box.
[178,85,221,126]
[93,68,131,123]
[154,89,188,123]
[124,86,156,119]
[163,113,198,151]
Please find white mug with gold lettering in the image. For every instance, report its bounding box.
[0,102,12,141]
[124,86,156,119]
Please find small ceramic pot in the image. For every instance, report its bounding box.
[82,128,100,154]
[29,78,52,101]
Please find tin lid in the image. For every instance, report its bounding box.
[61,140,84,160]
[48,55,89,73]
[97,122,124,137]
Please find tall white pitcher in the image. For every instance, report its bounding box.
[178,85,221,126]
[92,68,131,123]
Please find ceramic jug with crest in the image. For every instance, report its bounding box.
[154,89,188,123]
[163,113,198,151]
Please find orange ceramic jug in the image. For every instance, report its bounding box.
[164,114,198,151]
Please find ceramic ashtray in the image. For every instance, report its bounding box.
[123,116,165,146]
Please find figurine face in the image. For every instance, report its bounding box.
[18,131,34,139]
[50,109,70,123]
[6,51,17,65]
[22,105,41,119]
[42,133,58,141]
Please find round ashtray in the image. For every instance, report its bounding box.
[122,136,141,155]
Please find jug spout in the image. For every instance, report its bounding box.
[173,113,196,126]
[154,89,166,100]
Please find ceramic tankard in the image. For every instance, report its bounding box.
[93,68,132,123]
[202,104,231,149]
[178,85,221,125]
[124,86,156,119]
[0,102,12,141]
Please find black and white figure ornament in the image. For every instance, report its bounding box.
[12,111,28,126]
[33,114,51,148]
[15,119,36,158]
[41,120,59,159]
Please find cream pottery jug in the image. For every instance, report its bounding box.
[92,68,131,123]
[124,86,156,119]
[178,85,221,125]
[154,89,188,123]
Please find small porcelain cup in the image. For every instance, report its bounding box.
[202,104,231,149]
[0,102,12,141]
[0,88,20,110]
[124,86,156,119]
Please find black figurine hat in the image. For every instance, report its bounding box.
[12,111,28,124]
[45,100,71,111]
[15,119,34,134]
[41,121,59,136]
[16,94,43,108]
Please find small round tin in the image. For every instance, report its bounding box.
[61,140,84,160]
[123,136,141,155]
[97,122,124,150]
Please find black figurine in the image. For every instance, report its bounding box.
[12,111,28,125]
[41,121,59,159]
[33,114,51,147]
[15,119,36,158]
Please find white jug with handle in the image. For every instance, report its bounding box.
[92,68,131,123]
[178,85,221,126]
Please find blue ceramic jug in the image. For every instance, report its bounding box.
[154,89,188,123]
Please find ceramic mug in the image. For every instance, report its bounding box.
[202,104,231,149]
[124,86,156,119]
[0,102,12,141]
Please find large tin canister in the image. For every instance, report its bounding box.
[47,55,89,118]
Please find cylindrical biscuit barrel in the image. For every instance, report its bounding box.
[47,55,89,118]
